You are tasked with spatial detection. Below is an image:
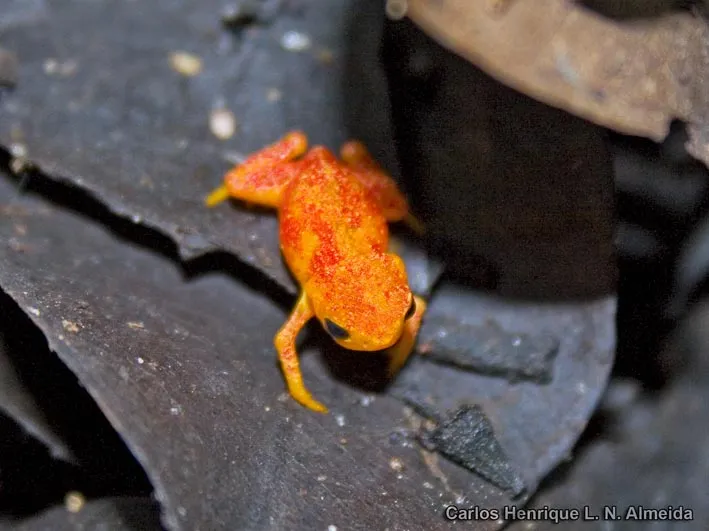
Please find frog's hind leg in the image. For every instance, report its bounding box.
[206,131,308,208]
[339,140,424,234]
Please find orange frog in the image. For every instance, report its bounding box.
[205,131,426,413]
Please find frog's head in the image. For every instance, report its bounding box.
[307,253,416,351]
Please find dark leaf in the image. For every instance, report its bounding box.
[508,301,709,531]
[392,286,616,498]
[0,0,375,292]
[423,405,526,498]
[1,174,492,529]
[419,316,559,384]
[404,0,709,170]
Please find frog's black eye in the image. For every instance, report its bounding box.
[325,319,350,340]
[404,297,416,320]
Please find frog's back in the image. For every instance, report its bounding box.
[279,147,388,283]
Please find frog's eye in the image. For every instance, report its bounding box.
[325,319,350,340]
[404,297,416,321]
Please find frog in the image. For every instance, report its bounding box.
[206,131,426,413]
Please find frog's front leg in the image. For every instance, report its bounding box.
[205,131,308,208]
[274,292,328,413]
[386,295,428,377]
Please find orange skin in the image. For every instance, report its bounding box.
[206,132,426,413]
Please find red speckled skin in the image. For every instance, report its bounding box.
[280,147,387,279]
[280,146,411,348]
[207,132,426,413]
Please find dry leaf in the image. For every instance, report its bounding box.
[405,0,709,167]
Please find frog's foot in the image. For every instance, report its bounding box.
[205,185,230,207]
[288,384,328,414]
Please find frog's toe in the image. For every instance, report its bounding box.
[291,387,328,414]
[205,185,230,207]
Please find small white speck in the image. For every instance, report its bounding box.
[10,143,27,158]
[210,107,237,140]
[264,406,271,412]
[385,0,408,20]
[177,506,187,517]
[44,58,78,76]
[64,491,85,513]
[130,214,142,223]
[335,414,345,427]
[396,474,403,480]
[555,50,581,87]
[576,382,588,394]
[137,357,145,364]
[327,526,338,531]
[169,52,202,77]
[280,31,311,51]
[497,519,505,525]
[62,319,80,333]
[359,395,374,407]
[266,88,282,102]
[28,307,40,316]
[389,457,404,472]
[170,406,181,415]
[422,481,434,489]
[316,475,327,482]
[512,336,522,347]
